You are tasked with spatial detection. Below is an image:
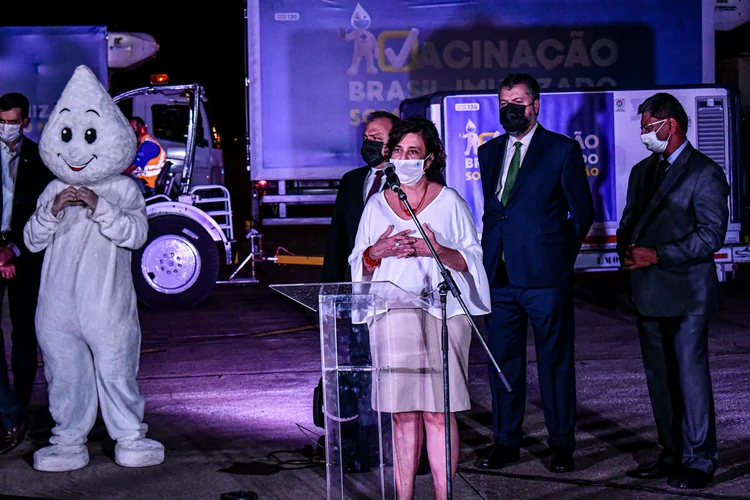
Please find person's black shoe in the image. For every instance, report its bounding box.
[667,468,713,489]
[626,457,681,479]
[550,447,574,473]
[474,444,520,470]
[0,422,26,455]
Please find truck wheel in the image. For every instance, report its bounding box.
[132,215,220,309]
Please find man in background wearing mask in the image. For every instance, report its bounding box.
[322,110,400,282]
[617,93,728,490]
[0,92,55,454]
[319,111,400,473]
[474,73,594,473]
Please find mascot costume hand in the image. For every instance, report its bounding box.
[23,65,164,472]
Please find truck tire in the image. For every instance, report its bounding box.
[132,215,220,309]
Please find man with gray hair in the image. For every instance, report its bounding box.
[617,92,729,489]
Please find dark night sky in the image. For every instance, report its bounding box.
[4,1,248,148]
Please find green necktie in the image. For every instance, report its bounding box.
[501,141,522,206]
[500,141,522,262]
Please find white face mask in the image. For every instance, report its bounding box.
[640,119,671,154]
[0,123,22,144]
[391,156,430,185]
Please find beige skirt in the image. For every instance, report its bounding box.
[368,309,471,413]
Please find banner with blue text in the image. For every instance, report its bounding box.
[249,0,708,180]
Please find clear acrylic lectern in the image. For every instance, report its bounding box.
[270,281,430,500]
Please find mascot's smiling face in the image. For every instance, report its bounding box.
[40,65,136,186]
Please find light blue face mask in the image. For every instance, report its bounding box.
[0,123,22,143]
[391,155,432,185]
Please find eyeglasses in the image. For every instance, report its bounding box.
[640,118,668,133]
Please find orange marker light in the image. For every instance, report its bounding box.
[150,73,170,85]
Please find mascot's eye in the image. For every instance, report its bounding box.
[85,128,97,144]
[61,127,72,143]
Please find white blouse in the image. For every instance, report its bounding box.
[349,186,491,320]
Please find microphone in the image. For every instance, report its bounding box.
[383,162,401,192]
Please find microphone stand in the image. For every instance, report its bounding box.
[389,179,511,500]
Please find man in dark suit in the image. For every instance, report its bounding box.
[617,93,728,490]
[474,73,594,473]
[0,92,56,454]
[321,111,400,282]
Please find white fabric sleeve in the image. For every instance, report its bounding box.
[23,184,65,253]
[90,181,149,250]
[348,202,374,283]
[447,194,491,316]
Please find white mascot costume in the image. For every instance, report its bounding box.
[23,65,164,472]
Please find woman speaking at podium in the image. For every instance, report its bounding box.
[349,116,491,499]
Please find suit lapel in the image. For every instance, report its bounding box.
[632,143,694,241]
[16,139,29,186]
[488,135,507,201]
[11,139,31,212]
[354,166,370,212]
[505,125,546,205]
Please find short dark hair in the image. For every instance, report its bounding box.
[367,111,400,127]
[0,92,30,120]
[387,115,446,183]
[130,116,146,128]
[498,73,540,102]
[637,93,689,133]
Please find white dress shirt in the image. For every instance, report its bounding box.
[496,122,538,201]
[362,166,386,203]
[663,138,689,165]
[1,137,22,233]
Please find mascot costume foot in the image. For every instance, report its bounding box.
[23,65,164,472]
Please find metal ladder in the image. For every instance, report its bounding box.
[190,185,234,242]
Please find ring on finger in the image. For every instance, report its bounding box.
[395,240,401,247]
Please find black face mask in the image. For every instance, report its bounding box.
[500,103,531,133]
[361,139,385,168]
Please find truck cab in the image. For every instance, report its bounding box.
[116,74,224,190]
